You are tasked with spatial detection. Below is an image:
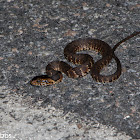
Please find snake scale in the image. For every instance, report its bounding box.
[30,31,140,86]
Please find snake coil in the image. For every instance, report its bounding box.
[30,31,140,86]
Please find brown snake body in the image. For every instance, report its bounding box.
[30,31,140,86]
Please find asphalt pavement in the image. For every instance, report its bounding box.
[0,0,140,139]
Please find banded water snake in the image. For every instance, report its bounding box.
[30,31,140,86]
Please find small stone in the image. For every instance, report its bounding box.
[60,18,67,21]
[64,30,77,37]
[106,3,111,7]
[127,69,136,73]
[12,48,19,53]
[122,67,127,73]
[83,6,89,10]
[88,29,96,35]
[77,123,83,129]
[7,0,13,2]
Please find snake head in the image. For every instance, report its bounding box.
[30,72,63,86]
[30,75,54,86]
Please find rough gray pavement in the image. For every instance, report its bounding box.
[0,0,140,139]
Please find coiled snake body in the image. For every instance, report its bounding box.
[30,32,140,86]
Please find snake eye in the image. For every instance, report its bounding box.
[36,80,41,83]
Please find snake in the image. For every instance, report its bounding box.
[30,31,140,86]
